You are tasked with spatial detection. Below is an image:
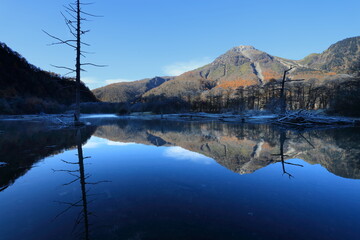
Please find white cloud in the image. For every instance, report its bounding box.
[82,142,101,149]
[164,146,213,164]
[81,77,104,90]
[83,137,137,148]
[105,78,133,85]
[82,77,99,85]
[82,137,106,149]
[107,141,136,146]
[163,57,212,76]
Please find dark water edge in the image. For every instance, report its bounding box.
[0,118,360,240]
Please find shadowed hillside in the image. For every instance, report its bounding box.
[0,122,96,192]
[0,42,98,114]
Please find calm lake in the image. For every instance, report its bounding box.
[0,117,360,240]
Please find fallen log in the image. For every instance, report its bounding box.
[275,110,355,127]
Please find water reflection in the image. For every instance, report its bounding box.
[92,119,360,179]
[0,122,96,192]
[1,119,360,240]
[271,131,304,178]
[53,128,109,240]
[1,119,359,189]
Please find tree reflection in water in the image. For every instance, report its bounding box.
[272,130,304,178]
[53,128,109,240]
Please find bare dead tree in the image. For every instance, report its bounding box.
[44,1,105,125]
[279,67,293,114]
[278,67,304,115]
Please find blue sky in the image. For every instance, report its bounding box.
[1,0,359,89]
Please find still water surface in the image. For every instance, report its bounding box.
[0,118,359,240]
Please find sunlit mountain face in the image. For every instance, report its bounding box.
[94,37,360,104]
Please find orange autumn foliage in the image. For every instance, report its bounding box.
[216,79,257,89]
[262,70,282,81]
[326,72,337,76]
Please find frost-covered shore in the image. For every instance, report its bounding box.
[0,114,76,128]
[0,111,359,128]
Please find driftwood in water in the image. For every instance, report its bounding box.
[275,110,355,127]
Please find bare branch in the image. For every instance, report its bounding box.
[53,199,83,220]
[63,177,81,186]
[81,30,91,35]
[285,66,294,73]
[61,159,79,164]
[64,70,76,76]
[86,180,111,185]
[81,63,107,67]
[286,79,305,82]
[43,30,76,48]
[298,133,316,149]
[80,50,95,54]
[51,64,76,72]
[64,4,77,14]
[52,168,79,173]
[283,172,294,179]
[62,10,77,21]
[80,11,103,18]
[80,2,95,6]
[283,162,304,167]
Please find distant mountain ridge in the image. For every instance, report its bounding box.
[95,36,359,102]
[92,76,174,103]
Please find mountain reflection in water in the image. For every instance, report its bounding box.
[93,119,360,179]
[1,118,360,240]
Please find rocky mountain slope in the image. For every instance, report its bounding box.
[94,37,360,103]
[298,36,360,74]
[144,45,342,98]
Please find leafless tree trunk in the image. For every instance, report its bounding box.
[280,67,292,114]
[44,1,105,125]
[74,0,81,124]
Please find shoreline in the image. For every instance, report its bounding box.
[0,112,359,127]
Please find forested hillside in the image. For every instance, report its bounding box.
[0,42,98,114]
